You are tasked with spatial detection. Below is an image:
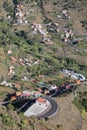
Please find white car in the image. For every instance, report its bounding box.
[71,73,85,81]
[62,69,86,81]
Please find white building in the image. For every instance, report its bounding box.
[24,98,50,117]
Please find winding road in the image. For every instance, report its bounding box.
[37,98,58,118]
[0,81,87,119]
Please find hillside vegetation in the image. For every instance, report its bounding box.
[0,0,87,130]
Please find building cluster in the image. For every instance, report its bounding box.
[37,85,58,95]
[61,29,74,43]
[19,58,40,66]
[0,80,21,89]
[5,1,85,46]
[62,9,71,19]
[31,23,47,36]
[56,9,79,44]
[31,23,53,45]
[10,90,42,101]
[15,2,28,24]
[8,65,15,76]
[6,2,82,46]
[36,82,76,97]
[10,55,39,67]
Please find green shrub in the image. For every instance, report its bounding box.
[73,92,87,112]
[3,1,15,17]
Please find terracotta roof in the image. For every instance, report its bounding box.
[10,56,17,62]
[14,84,21,88]
[11,96,17,101]
[16,91,22,96]
[76,79,81,84]
[36,98,46,103]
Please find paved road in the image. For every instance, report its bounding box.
[38,98,58,118]
[17,99,36,112]
[0,101,9,105]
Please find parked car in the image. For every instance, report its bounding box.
[62,69,86,81]
[71,73,85,81]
